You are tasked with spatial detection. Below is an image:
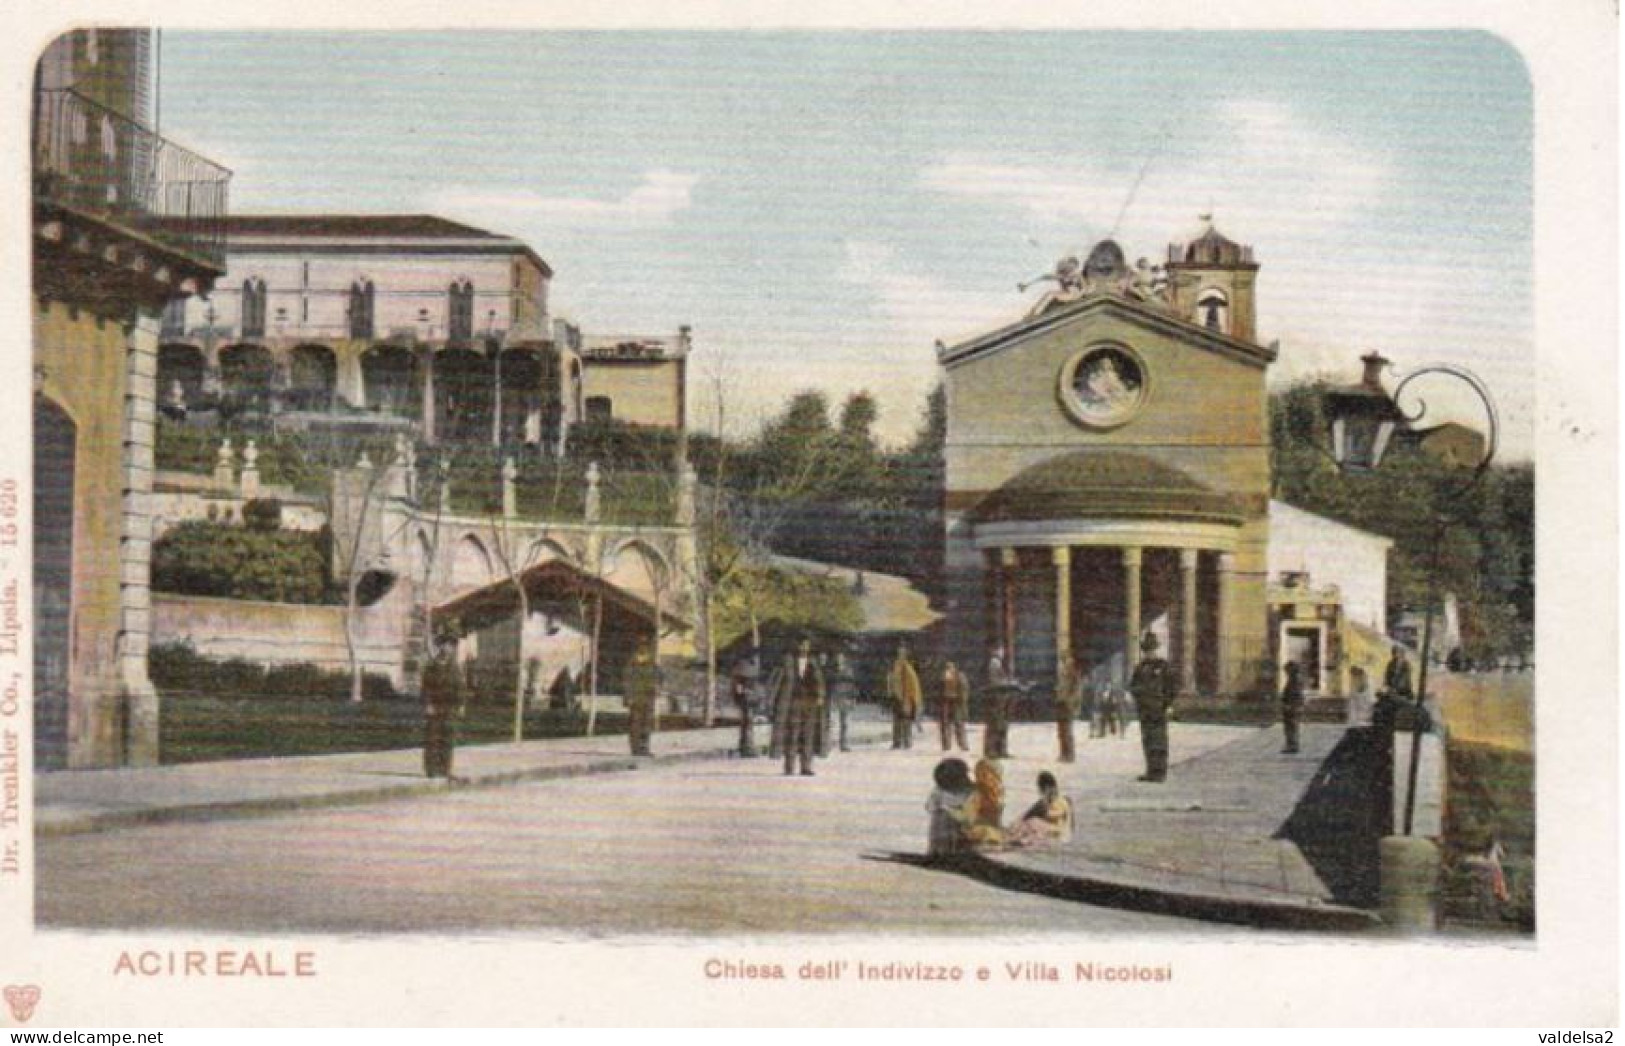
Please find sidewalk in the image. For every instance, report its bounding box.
[37,717,896,837]
[974,723,1385,931]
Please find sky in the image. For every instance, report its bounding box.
[156,31,1533,455]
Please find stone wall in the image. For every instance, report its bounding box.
[153,588,407,687]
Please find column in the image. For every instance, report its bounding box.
[1123,546,1143,673]
[1000,547,1018,666]
[1053,546,1072,678]
[420,350,437,443]
[491,350,504,447]
[120,310,162,766]
[982,549,1002,662]
[1216,552,1235,695]
[1179,548,1199,696]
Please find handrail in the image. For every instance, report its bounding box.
[33,88,231,269]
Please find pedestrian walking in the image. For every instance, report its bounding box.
[421,619,465,780]
[625,641,657,757]
[776,638,825,776]
[1279,660,1304,755]
[827,649,858,752]
[937,659,970,751]
[730,649,762,757]
[1129,632,1176,782]
[1055,654,1084,763]
[887,643,922,749]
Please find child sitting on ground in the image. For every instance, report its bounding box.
[925,757,975,858]
[1005,771,1074,848]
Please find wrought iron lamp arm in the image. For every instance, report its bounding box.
[1386,362,1501,508]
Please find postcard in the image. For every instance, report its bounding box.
[0,1,1615,1029]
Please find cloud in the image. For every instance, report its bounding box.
[919,99,1392,248]
[436,169,699,229]
[835,240,1016,350]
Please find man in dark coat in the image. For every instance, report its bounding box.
[1129,632,1176,782]
[625,641,657,757]
[1383,646,1415,700]
[1279,660,1305,754]
[422,619,466,779]
[982,648,1014,759]
[730,649,763,757]
[776,638,825,776]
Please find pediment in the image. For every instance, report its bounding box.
[938,293,1276,372]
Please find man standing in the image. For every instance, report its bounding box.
[1383,645,1415,700]
[827,649,858,752]
[625,641,657,757]
[730,649,762,757]
[1129,632,1176,782]
[887,643,922,750]
[937,660,970,752]
[421,619,465,780]
[777,638,825,777]
[1056,653,1084,763]
[1279,660,1305,755]
[983,648,1017,759]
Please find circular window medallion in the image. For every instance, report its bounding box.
[1059,344,1148,429]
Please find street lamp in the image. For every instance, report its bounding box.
[1322,352,1499,836]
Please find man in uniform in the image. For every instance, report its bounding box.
[776,637,825,776]
[937,659,970,752]
[886,643,922,750]
[1129,632,1176,782]
[625,640,658,757]
[1279,660,1305,755]
[1056,653,1084,763]
[421,617,466,779]
[730,648,763,757]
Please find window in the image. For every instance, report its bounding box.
[348,279,375,340]
[240,278,267,339]
[585,396,614,423]
[161,297,187,338]
[447,279,474,343]
[1197,289,1229,333]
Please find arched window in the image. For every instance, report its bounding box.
[240,278,267,339]
[348,279,375,340]
[1197,289,1229,334]
[447,279,474,343]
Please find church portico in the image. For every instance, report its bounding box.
[972,522,1239,697]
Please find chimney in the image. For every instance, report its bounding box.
[1360,352,1390,390]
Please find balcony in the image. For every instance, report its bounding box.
[33,88,230,275]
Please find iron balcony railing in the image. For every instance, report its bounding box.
[33,88,231,270]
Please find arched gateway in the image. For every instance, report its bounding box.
[941,221,1274,698]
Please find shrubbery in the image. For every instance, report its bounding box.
[149,641,398,701]
[152,520,332,603]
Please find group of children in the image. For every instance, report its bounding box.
[925,757,1075,858]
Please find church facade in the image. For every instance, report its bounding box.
[940,221,1274,698]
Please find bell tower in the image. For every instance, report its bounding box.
[1164,214,1260,344]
